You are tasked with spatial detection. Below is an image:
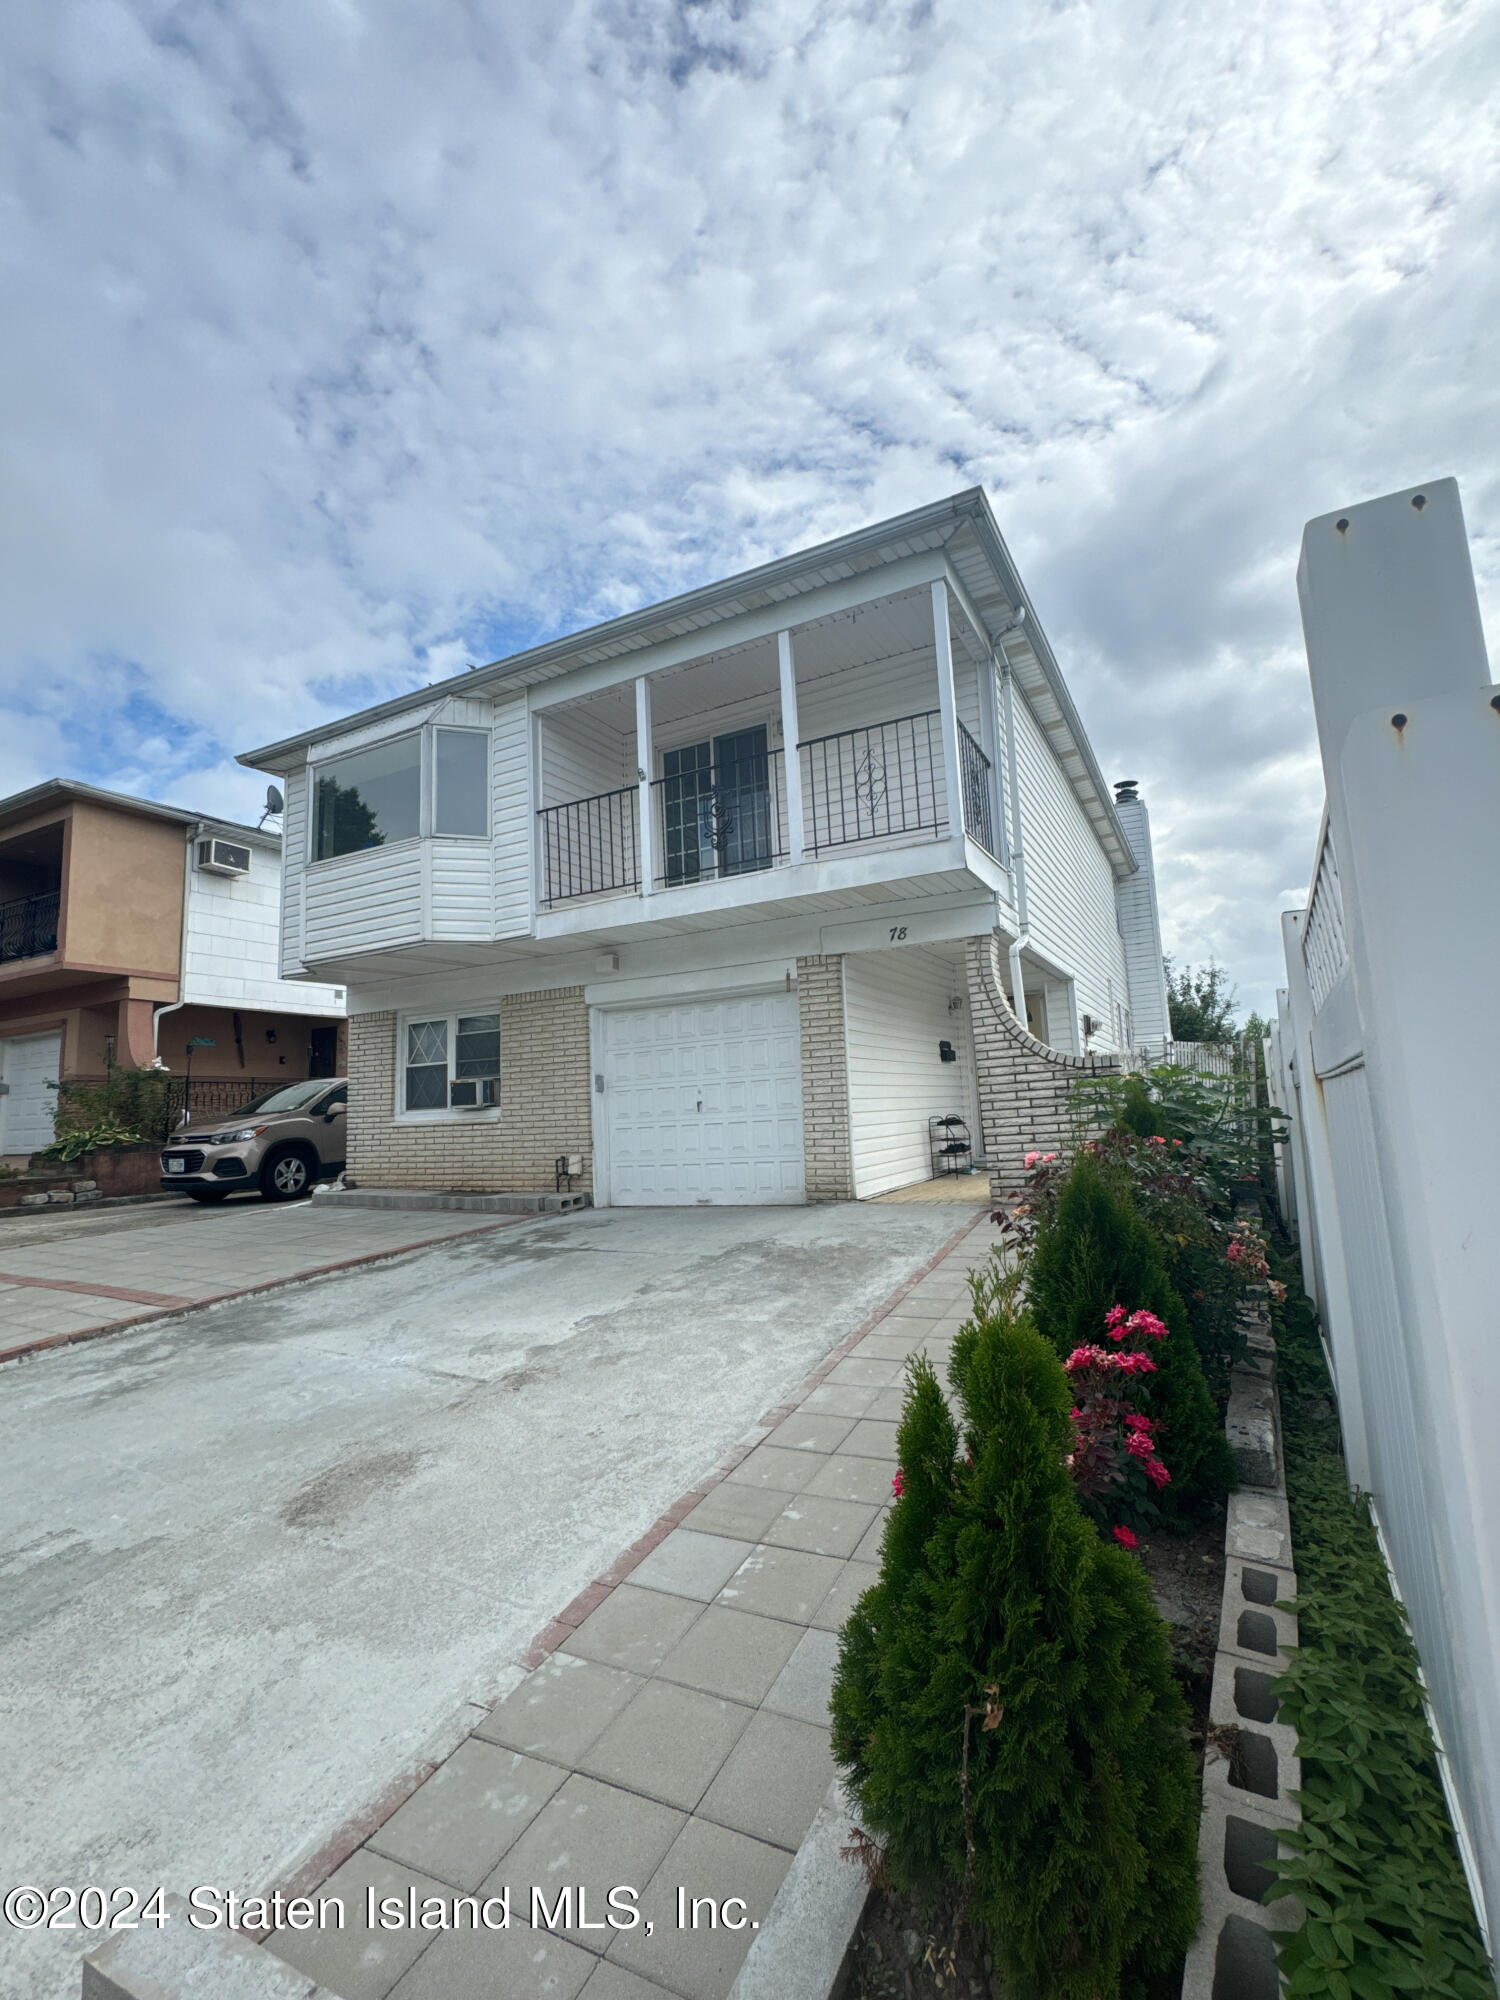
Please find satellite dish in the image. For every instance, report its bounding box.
[267,784,285,815]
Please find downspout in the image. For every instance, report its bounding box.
[997,624,1031,1027]
[152,827,200,1117]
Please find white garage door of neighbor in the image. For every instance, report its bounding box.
[0,1032,62,1158]
[602,994,805,1205]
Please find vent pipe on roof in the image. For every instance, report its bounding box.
[1114,778,1140,804]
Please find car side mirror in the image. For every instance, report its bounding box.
[325,1105,345,1121]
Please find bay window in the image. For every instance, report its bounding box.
[311,725,489,861]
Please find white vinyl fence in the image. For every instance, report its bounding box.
[1271,477,1499,1947]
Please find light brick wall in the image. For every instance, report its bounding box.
[966,933,1122,1198]
[797,954,853,1202]
[346,988,593,1192]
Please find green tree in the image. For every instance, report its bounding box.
[1026,1151,1235,1509]
[1164,957,1238,1041]
[832,1316,1200,1999]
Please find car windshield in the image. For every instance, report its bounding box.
[199,1081,332,1122]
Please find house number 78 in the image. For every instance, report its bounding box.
[888,925,908,942]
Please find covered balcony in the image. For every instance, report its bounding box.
[0,821,63,965]
[534,581,1005,918]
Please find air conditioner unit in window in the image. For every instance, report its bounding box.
[450,1078,498,1109]
[197,838,252,877]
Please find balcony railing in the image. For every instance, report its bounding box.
[0,889,60,963]
[537,787,639,908]
[652,749,787,888]
[535,708,1005,907]
[800,710,945,855]
[958,722,999,857]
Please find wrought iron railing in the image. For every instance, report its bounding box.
[799,710,945,855]
[537,786,640,907]
[652,749,786,887]
[0,889,60,963]
[957,722,998,857]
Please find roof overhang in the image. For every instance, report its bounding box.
[0,779,278,849]
[238,488,1134,875]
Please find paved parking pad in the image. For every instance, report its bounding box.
[260,1221,1001,2000]
[3,1202,978,2000]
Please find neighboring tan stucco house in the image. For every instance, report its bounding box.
[0,781,346,1161]
[240,489,1171,1204]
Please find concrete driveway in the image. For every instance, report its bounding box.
[0,1203,969,2000]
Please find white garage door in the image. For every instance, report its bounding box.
[602,994,804,1205]
[0,1032,62,1159]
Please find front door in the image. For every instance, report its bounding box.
[661,727,772,886]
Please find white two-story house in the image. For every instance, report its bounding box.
[240,490,1169,1205]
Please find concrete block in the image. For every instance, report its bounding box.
[728,1780,870,2000]
[1226,1491,1293,1569]
[47,1190,76,1205]
[82,1895,334,1999]
[19,1193,49,1207]
[1226,1377,1279,1489]
[70,1180,99,1192]
[1218,1558,1299,1672]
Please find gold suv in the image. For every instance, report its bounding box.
[160,1079,347,1204]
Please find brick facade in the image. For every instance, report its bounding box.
[796,954,853,1202]
[346,988,593,1193]
[965,932,1122,1198]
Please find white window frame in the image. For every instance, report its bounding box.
[394,1007,502,1123]
[429,726,491,842]
[308,723,492,865]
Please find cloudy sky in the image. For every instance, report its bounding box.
[2,0,1496,1013]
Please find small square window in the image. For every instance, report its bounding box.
[434,729,489,837]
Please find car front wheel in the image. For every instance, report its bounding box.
[260,1149,313,1202]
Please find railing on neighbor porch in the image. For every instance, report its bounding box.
[0,889,60,963]
[957,722,998,857]
[799,709,945,856]
[651,748,787,888]
[537,786,640,908]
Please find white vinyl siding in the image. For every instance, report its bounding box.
[1011,693,1129,1046]
[304,843,423,959]
[540,702,632,808]
[183,836,342,1014]
[1112,797,1171,1044]
[429,844,493,942]
[491,695,532,939]
[279,768,308,977]
[844,947,979,1198]
[796,643,941,746]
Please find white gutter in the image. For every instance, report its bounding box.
[152,824,200,1065]
[998,626,1031,1025]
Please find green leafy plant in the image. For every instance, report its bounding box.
[39,1117,143,1163]
[832,1305,1201,1999]
[1025,1151,1235,1511]
[1267,1242,1494,1999]
[52,1067,178,1146]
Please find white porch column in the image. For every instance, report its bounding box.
[930,580,965,842]
[777,629,804,866]
[635,676,654,897]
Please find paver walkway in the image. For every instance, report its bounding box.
[264,1217,1001,2000]
[0,1198,518,1358]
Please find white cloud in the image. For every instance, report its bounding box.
[1,0,1496,1011]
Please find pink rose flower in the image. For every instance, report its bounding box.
[891,1470,905,1498]
[1112,1525,1140,1550]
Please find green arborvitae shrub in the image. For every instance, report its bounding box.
[1026,1151,1235,1511]
[832,1315,1200,2000]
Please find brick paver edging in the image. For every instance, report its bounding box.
[0,1215,535,1369]
[253,1204,991,1935]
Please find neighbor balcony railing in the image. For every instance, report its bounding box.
[957,722,998,858]
[0,889,60,963]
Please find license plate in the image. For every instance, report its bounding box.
[166,1158,185,1173]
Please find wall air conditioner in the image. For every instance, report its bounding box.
[450,1078,499,1109]
[197,838,252,877]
